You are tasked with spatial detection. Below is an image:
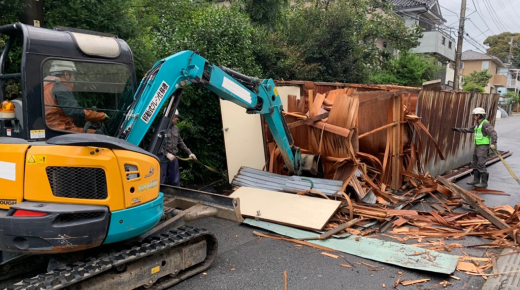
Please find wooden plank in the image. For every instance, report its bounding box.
[308,121,351,138]
[230,187,341,230]
[287,112,329,129]
[401,279,430,286]
[387,209,418,216]
[391,93,402,190]
[437,176,520,242]
[358,122,397,139]
[311,93,327,117]
[321,252,339,259]
[456,261,478,272]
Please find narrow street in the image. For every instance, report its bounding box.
[175,115,520,290]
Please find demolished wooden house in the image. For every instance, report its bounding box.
[229,82,516,279]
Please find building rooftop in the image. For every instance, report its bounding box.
[390,0,436,9]
[389,0,445,22]
[462,50,507,67]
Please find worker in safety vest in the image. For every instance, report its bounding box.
[452,107,497,188]
[44,60,107,133]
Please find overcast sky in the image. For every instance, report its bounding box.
[437,0,520,53]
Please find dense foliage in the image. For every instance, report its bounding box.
[369,51,442,87]
[484,32,520,67]
[151,2,263,185]
[462,70,493,92]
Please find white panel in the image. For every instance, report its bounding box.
[222,77,252,104]
[220,99,265,183]
[230,186,341,230]
[0,161,16,181]
[275,86,301,111]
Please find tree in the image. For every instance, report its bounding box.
[151,2,264,186]
[43,0,157,78]
[237,0,289,29]
[369,52,442,87]
[0,1,24,25]
[462,70,493,92]
[276,0,422,83]
[483,32,520,67]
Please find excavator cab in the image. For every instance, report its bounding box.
[0,23,242,289]
[0,23,166,254]
[0,23,137,140]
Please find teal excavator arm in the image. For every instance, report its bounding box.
[116,50,302,175]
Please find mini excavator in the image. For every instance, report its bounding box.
[0,23,320,289]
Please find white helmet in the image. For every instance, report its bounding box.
[472,107,486,115]
[175,109,180,117]
[49,60,77,74]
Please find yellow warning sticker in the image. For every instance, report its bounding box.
[27,155,47,165]
[151,266,160,274]
[29,130,46,139]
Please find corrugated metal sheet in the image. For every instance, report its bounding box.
[415,91,500,177]
[232,167,343,196]
[244,218,459,274]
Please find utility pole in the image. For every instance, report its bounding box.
[509,36,514,65]
[453,0,467,90]
[20,0,44,27]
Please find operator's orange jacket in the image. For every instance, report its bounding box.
[44,76,105,133]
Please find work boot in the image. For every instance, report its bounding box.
[467,170,480,185]
[475,172,489,188]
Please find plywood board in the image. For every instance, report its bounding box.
[220,99,266,183]
[230,186,341,230]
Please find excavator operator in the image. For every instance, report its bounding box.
[44,60,107,133]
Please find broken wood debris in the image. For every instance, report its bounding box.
[229,85,516,284]
[321,252,339,259]
[401,278,430,286]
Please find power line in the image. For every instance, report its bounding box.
[464,36,487,53]
[466,18,491,40]
[482,0,508,32]
[439,5,459,17]
[497,0,520,29]
[472,0,495,34]
[466,33,488,51]
[507,0,520,20]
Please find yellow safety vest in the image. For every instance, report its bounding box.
[474,119,491,145]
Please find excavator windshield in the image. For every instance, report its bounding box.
[42,59,134,135]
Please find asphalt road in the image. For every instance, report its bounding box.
[171,115,520,290]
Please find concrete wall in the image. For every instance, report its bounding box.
[411,31,455,61]
[490,74,507,87]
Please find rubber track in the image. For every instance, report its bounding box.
[7,226,210,290]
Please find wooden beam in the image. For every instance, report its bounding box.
[437,176,520,242]
[358,122,397,139]
[308,121,351,138]
[287,112,329,129]
[283,111,307,119]
[391,94,402,190]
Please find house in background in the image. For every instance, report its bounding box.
[390,0,456,87]
[460,50,507,94]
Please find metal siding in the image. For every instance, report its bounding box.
[416,91,500,176]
